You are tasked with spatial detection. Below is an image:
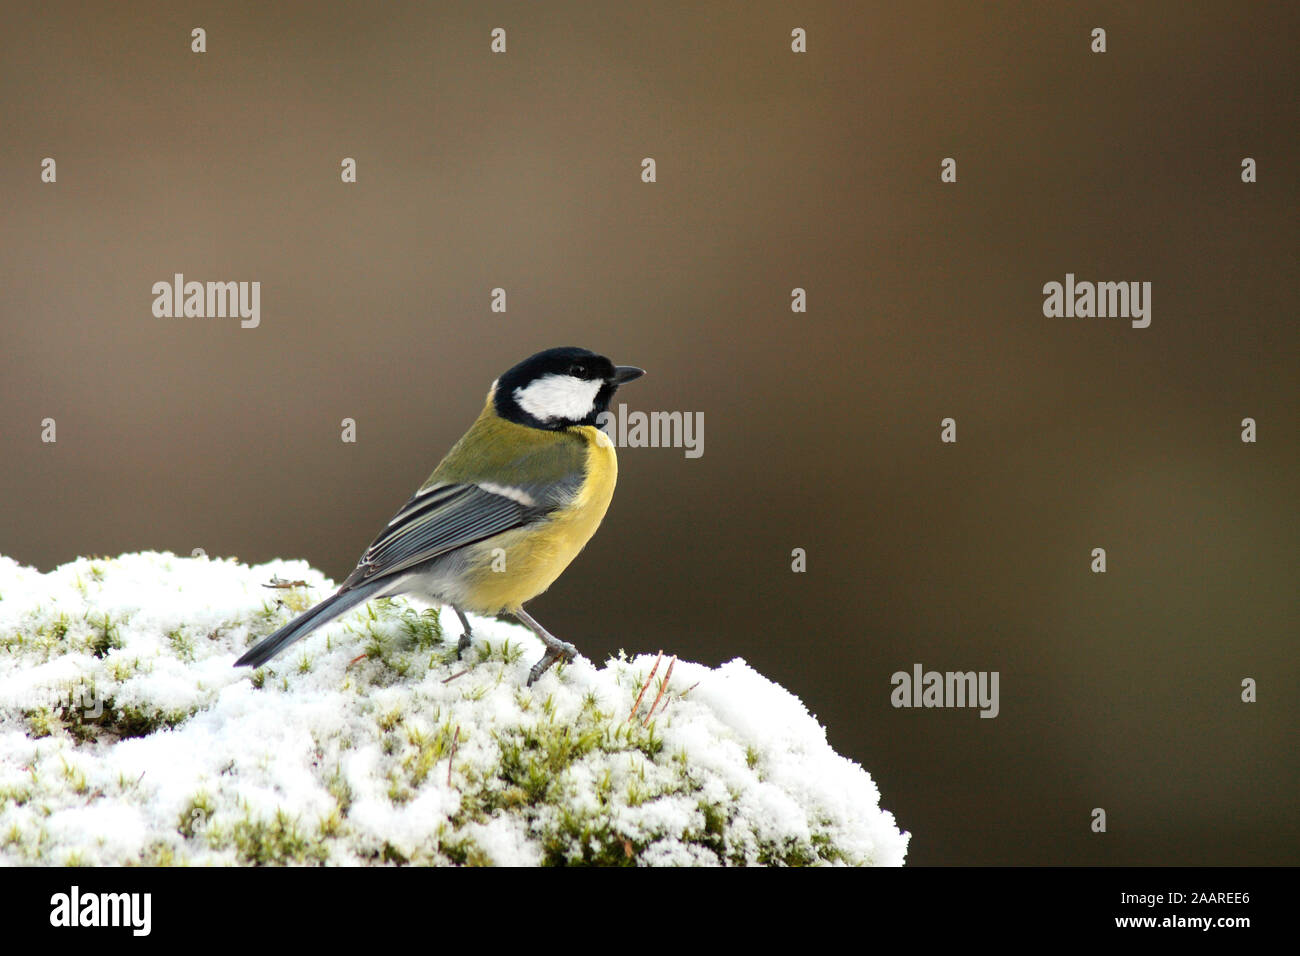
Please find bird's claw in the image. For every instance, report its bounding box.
[526,641,576,686]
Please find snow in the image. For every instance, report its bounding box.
[0,552,909,866]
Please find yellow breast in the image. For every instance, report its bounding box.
[463,425,618,613]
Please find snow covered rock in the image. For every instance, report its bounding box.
[0,552,909,866]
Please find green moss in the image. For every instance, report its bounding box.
[419,674,850,866]
[28,613,70,656]
[377,708,402,733]
[359,627,416,680]
[490,718,600,808]
[107,659,136,681]
[136,842,176,866]
[385,780,408,805]
[86,613,123,658]
[369,598,400,618]
[403,720,457,788]
[676,792,737,864]
[30,695,194,743]
[178,792,216,838]
[326,766,353,816]
[167,628,196,662]
[318,809,343,838]
[756,836,830,867]
[808,829,850,865]
[0,784,33,807]
[25,708,55,739]
[229,810,328,865]
[109,702,193,739]
[439,837,470,865]
[280,587,314,615]
[400,607,443,651]
[0,567,879,867]
[379,842,409,865]
[540,811,639,867]
[59,757,88,795]
[475,638,524,666]
[250,601,285,632]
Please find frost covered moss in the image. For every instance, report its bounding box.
[0,552,909,866]
[23,695,195,744]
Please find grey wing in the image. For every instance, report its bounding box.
[340,483,543,590]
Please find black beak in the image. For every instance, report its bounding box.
[613,365,645,385]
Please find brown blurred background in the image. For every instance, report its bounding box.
[1,2,1296,864]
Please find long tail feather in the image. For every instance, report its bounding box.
[234,580,386,668]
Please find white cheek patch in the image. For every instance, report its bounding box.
[513,374,602,423]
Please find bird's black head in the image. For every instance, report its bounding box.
[494,347,645,429]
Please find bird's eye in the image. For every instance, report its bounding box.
[571,364,586,377]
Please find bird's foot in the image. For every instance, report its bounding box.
[513,607,578,686]
[526,640,577,686]
[452,607,474,660]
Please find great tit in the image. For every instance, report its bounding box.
[235,346,645,684]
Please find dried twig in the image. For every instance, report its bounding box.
[627,651,663,722]
[662,679,700,716]
[263,576,309,589]
[643,656,676,726]
[347,653,368,668]
[442,668,469,684]
[447,725,460,787]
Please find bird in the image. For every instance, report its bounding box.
[234,346,645,685]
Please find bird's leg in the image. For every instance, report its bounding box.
[514,607,578,686]
[453,606,474,658]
